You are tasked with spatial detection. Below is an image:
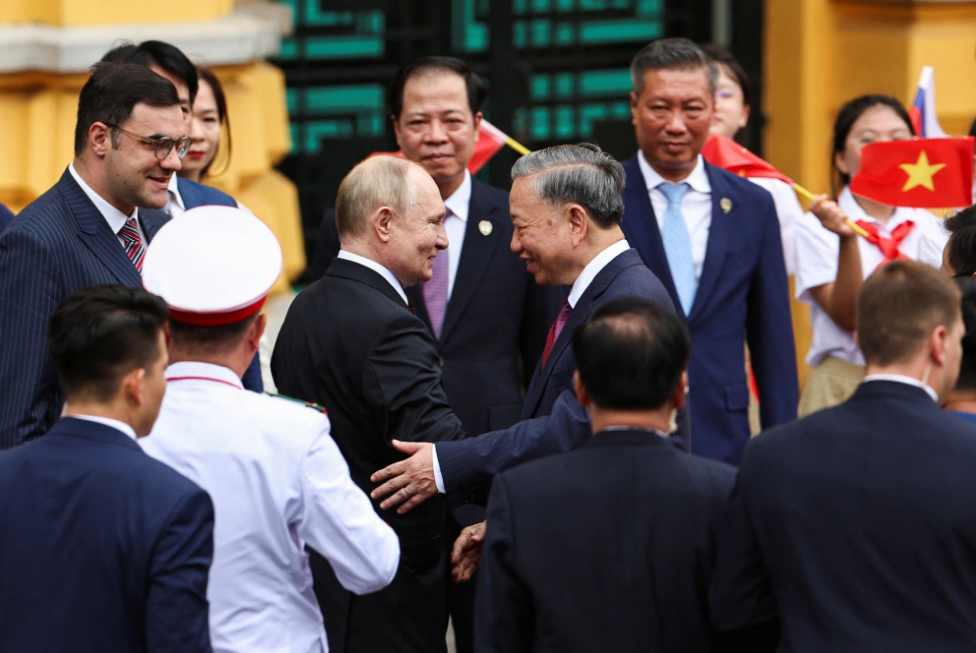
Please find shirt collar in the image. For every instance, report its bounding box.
[638,151,711,194]
[167,173,185,211]
[568,239,631,308]
[336,250,409,304]
[70,415,138,441]
[862,373,938,403]
[839,186,914,230]
[165,361,245,388]
[69,162,139,234]
[443,170,471,223]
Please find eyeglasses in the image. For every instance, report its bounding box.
[105,124,192,160]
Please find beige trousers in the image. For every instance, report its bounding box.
[798,355,866,417]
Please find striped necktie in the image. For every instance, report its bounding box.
[423,209,451,339]
[119,216,146,272]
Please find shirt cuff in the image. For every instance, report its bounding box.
[431,444,446,494]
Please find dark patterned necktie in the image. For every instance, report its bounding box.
[119,217,146,272]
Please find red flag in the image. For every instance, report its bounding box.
[367,120,511,174]
[850,137,974,208]
[701,134,794,184]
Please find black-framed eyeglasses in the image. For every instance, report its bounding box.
[105,124,192,160]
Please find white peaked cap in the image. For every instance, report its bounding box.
[142,205,283,325]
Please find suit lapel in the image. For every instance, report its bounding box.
[405,285,433,331]
[176,177,201,210]
[140,208,170,243]
[622,157,683,318]
[60,171,142,287]
[687,163,732,324]
[438,180,505,344]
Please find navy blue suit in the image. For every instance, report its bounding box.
[621,156,798,465]
[0,417,214,653]
[710,381,976,652]
[0,170,169,449]
[176,177,263,393]
[0,202,13,233]
[435,248,682,499]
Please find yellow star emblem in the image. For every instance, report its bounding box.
[899,151,946,192]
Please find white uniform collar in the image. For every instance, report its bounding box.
[568,239,631,308]
[337,250,410,305]
[168,173,185,211]
[638,151,711,194]
[165,361,245,389]
[443,170,471,223]
[839,186,915,231]
[862,373,938,403]
[71,415,138,441]
[68,162,139,234]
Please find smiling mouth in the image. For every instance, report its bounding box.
[148,175,170,189]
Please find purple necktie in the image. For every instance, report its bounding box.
[423,210,450,339]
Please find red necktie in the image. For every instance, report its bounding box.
[119,217,146,272]
[855,219,915,268]
[541,301,572,369]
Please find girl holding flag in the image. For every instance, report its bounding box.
[796,95,948,415]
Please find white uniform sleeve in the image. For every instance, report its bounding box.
[750,177,803,276]
[298,419,400,595]
[794,211,841,303]
[915,210,949,269]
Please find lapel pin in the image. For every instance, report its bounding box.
[479,220,493,236]
[720,198,733,214]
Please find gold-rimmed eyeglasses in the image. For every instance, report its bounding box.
[106,124,192,160]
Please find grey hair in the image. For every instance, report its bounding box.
[511,143,625,229]
[630,37,718,96]
[335,155,420,241]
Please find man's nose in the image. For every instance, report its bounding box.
[426,120,448,143]
[665,112,687,133]
[510,230,522,253]
[160,147,182,172]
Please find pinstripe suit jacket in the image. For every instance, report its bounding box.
[0,169,169,449]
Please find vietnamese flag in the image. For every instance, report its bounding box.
[701,134,794,184]
[368,119,512,174]
[850,137,974,208]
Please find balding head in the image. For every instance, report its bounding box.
[337,156,448,288]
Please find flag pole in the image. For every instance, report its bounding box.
[505,137,531,156]
[793,183,870,239]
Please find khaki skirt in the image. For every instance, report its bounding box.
[798,355,866,417]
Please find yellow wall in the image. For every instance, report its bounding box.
[765,0,976,385]
[0,0,232,26]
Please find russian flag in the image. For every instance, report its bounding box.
[909,67,948,138]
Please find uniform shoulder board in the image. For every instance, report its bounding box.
[266,393,329,415]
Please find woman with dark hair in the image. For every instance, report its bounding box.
[795,95,948,415]
[179,66,231,183]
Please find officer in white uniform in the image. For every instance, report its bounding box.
[140,206,400,653]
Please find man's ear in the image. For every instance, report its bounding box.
[472,111,483,138]
[573,370,591,408]
[391,115,403,150]
[630,91,639,126]
[671,370,689,410]
[569,205,588,247]
[931,324,949,366]
[247,314,267,353]
[89,122,112,158]
[121,367,147,408]
[374,207,395,243]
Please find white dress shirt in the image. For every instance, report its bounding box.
[795,186,948,367]
[862,373,938,403]
[71,415,137,440]
[749,176,801,276]
[142,361,400,653]
[638,151,712,281]
[166,173,185,218]
[430,239,632,493]
[442,170,472,298]
[337,250,409,305]
[68,163,146,246]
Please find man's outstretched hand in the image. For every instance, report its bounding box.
[370,440,437,514]
[451,521,486,584]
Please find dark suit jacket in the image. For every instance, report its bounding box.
[311,178,562,437]
[0,417,214,653]
[0,170,169,449]
[0,202,13,233]
[621,156,798,465]
[271,258,467,652]
[435,248,682,499]
[476,428,736,653]
[710,381,976,652]
[176,177,263,393]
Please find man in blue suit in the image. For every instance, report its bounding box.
[0,284,214,653]
[711,260,976,651]
[0,62,186,449]
[370,144,679,531]
[101,40,262,392]
[621,38,797,465]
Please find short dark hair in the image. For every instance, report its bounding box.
[169,314,258,355]
[630,37,718,96]
[101,40,199,105]
[47,285,169,403]
[388,56,487,119]
[572,297,690,410]
[700,44,751,108]
[944,206,976,277]
[196,66,232,179]
[954,278,976,391]
[74,62,181,156]
[831,94,914,196]
[857,260,961,366]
